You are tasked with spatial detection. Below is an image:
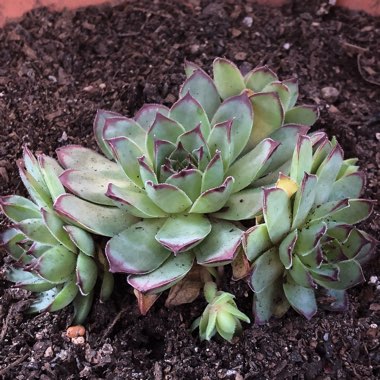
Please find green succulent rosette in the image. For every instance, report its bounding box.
[54,58,318,295]
[0,148,114,323]
[243,134,377,323]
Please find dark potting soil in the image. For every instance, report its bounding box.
[0,0,379,379]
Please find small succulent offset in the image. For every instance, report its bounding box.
[0,148,114,323]
[191,282,250,341]
[244,134,377,323]
[0,58,376,342]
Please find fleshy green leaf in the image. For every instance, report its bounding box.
[76,252,98,296]
[56,145,120,175]
[325,199,374,226]
[166,169,203,202]
[207,120,233,169]
[128,253,194,294]
[314,144,344,204]
[211,93,254,161]
[106,136,144,187]
[93,109,122,158]
[212,187,263,221]
[156,214,211,254]
[73,291,94,324]
[64,225,95,257]
[180,69,221,120]
[243,224,272,262]
[263,187,291,244]
[201,151,225,192]
[178,124,210,158]
[145,181,192,214]
[106,182,167,218]
[170,92,211,138]
[29,245,77,284]
[282,78,299,110]
[103,116,146,151]
[292,173,318,229]
[59,168,127,206]
[41,208,77,252]
[279,229,298,269]
[48,277,79,312]
[38,155,65,201]
[295,221,327,255]
[213,57,245,99]
[262,81,291,111]
[283,280,317,319]
[290,135,312,184]
[134,104,170,131]
[329,172,365,201]
[105,219,171,274]
[284,105,319,126]
[194,220,242,266]
[244,66,278,92]
[15,218,57,246]
[249,248,283,293]
[0,195,41,222]
[190,177,234,214]
[248,92,284,149]
[54,194,139,237]
[253,279,289,324]
[227,138,279,193]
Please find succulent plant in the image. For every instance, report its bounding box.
[243,134,377,323]
[0,58,376,343]
[0,147,115,323]
[53,56,319,297]
[191,282,250,341]
[185,58,319,152]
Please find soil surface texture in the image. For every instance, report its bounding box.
[0,1,379,379]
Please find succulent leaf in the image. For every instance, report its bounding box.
[155,214,212,254]
[248,92,284,149]
[244,66,278,92]
[106,136,145,187]
[284,105,319,126]
[170,92,211,138]
[213,58,246,99]
[227,138,279,193]
[64,225,95,257]
[93,109,122,158]
[27,245,77,284]
[243,224,272,261]
[283,281,317,320]
[106,182,167,218]
[329,172,365,201]
[263,187,291,244]
[128,252,194,294]
[54,194,138,237]
[48,277,79,312]
[106,219,171,274]
[180,69,221,120]
[76,252,98,296]
[0,195,41,222]
[190,176,234,214]
[194,220,242,266]
[134,104,170,131]
[249,247,284,293]
[210,93,253,160]
[145,181,192,213]
[41,208,77,252]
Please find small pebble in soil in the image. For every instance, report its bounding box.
[71,336,85,345]
[242,16,253,27]
[321,86,340,103]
